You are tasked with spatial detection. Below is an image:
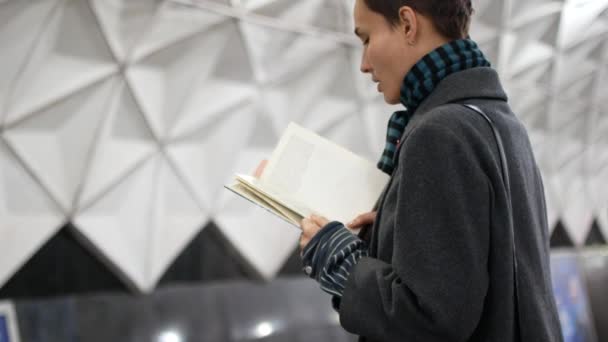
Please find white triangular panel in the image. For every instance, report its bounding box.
[170,81,256,139]
[90,0,162,62]
[240,0,321,21]
[552,142,585,180]
[588,167,608,221]
[148,156,208,286]
[127,21,236,140]
[561,177,594,246]
[211,102,297,278]
[500,32,555,79]
[74,154,207,292]
[168,21,257,139]
[0,0,59,126]
[132,1,229,61]
[4,77,116,212]
[597,66,608,104]
[348,46,380,102]
[544,179,560,233]
[550,100,590,145]
[240,22,339,84]
[2,0,608,292]
[559,73,596,102]
[473,0,505,31]
[5,0,117,124]
[478,37,502,69]
[553,40,602,90]
[558,0,608,49]
[508,84,550,132]
[74,155,157,292]
[470,20,499,45]
[214,148,300,279]
[78,80,158,209]
[238,0,350,33]
[168,104,257,213]
[262,47,351,132]
[0,141,65,287]
[321,111,375,161]
[509,0,563,29]
[545,174,563,233]
[361,98,399,158]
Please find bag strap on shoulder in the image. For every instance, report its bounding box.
[461,103,522,340]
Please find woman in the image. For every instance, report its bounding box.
[295,0,563,341]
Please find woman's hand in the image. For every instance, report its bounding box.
[346,211,377,229]
[253,160,268,178]
[300,214,329,251]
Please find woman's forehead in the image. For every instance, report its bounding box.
[353,0,380,28]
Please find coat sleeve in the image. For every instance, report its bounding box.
[338,121,492,341]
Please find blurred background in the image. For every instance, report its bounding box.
[0,0,607,341]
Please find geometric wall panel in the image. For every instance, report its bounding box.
[1,0,607,294]
[239,22,340,84]
[4,77,117,213]
[167,105,257,213]
[561,178,595,246]
[236,0,352,33]
[4,0,117,126]
[131,1,231,62]
[90,0,163,62]
[360,98,399,159]
[0,0,59,126]
[0,140,65,288]
[73,154,208,292]
[558,0,608,49]
[214,147,301,279]
[127,19,239,141]
[77,80,158,210]
[260,47,358,136]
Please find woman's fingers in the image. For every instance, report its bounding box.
[300,215,331,251]
[300,217,321,250]
[310,214,329,227]
[253,159,268,178]
[347,211,377,228]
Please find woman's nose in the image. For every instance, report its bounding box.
[360,53,372,73]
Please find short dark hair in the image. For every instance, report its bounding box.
[363,0,473,40]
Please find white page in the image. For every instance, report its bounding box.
[224,182,302,227]
[261,123,389,223]
[235,174,313,219]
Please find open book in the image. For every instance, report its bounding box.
[225,123,390,228]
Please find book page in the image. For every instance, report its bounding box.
[224,183,302,227]
[235,174,313,219]
[267,134,314,195]
[261,123,389,223]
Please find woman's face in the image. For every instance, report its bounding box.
[353,0,420,105]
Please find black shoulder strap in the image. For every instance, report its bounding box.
[461,104,522,340]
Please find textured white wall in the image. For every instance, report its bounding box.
[0,0,606,293]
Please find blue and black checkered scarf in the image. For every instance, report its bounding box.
[377,38,491,175]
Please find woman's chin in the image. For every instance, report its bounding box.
[383,93,401,105]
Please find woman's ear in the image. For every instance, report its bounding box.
[398,6,417,45]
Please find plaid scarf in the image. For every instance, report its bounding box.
[377,39,491,175]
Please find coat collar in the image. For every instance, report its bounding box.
[399,67,508,140]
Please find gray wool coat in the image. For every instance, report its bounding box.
[339,67,563,342]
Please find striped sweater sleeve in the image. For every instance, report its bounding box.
[300,221,369,299]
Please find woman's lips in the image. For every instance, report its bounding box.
[372,77,380,92]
